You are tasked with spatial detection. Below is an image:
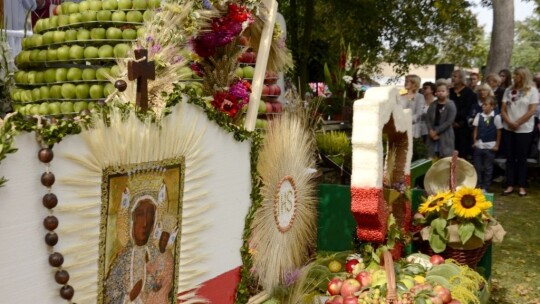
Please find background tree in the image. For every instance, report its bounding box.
[483,0,514,75]
[280,0,483,94]
[512,16,540,72]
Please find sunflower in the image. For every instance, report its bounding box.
[452,187,492,218]
[419,191,453,214]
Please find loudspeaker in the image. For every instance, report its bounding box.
[435,64,454,80]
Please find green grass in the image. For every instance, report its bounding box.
[489,178,540,303]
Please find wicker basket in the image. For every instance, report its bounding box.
[417,240,491,269]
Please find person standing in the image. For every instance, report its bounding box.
[426,83,457,159]
[498,69,513,91]
[469,72,480,91]
[398,74,425,139]
[485,73,505,110]
[472,96,502,192]
[450,70,477,160]
[501,67,539,197]
[420,81,437,142]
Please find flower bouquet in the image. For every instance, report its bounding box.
[413,187,505,267]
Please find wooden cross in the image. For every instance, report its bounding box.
[128,49,155,112]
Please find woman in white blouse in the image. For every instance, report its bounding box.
[500,67,539,197]
[398,74,425,139]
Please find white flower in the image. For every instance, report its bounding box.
[343,75,353,84]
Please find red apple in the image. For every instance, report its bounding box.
[433,285,452,303]
[327,277,343,296]
[430,254,445,265]
[250,51,257,63]
[273,84,281,96]
[265,102,273,113]
[340,278,361,297]
[345,259,360,274]
[342,295,358,304]
[328,295,343,304]
[430,296,443,304]
[262,84,270,96]
[272,102,282,113]
[355,271,372,287]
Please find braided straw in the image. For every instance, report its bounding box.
[449,150,458,192]
[384,250,397,303]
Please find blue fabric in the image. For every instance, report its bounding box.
[478,116,497,142]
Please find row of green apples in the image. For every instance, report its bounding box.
[12,83,114,102]
[51,0,160,18]
[34,9,149,34]
[15,66,121,85]
[14,100,99,116]
[23,27,142,50]
[16,43,131,66]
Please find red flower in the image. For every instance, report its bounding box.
[212,91,241,118]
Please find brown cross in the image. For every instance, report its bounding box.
[128,49,155,112]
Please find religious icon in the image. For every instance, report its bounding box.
[98,161,184,304]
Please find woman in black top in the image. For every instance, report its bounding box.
[450,70,477,159]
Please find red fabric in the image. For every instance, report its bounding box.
[350,187,388,242]
[31,0,61,26]
[191,267,241,304]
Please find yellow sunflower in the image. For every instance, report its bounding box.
[419,191,453,214]
[452,187,492,218]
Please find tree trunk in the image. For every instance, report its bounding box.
[298,0,315,95]
[486,0,514,75]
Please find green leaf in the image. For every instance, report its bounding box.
[431,218,448,236]
[447,206,456,220]
[429,232,447,253]
[458,222,475,244]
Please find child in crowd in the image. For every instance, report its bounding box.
[472,96,502,192]
[468,84,496,127]
[426,83,457,159]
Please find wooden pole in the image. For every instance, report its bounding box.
[243,0,278,131]
[0,0,4,27]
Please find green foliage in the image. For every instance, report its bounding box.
[512,16,540,72]
[315,131,351,166]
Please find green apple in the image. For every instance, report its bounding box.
[31,88,41,101]
[67,67,83,81]
[96,67,111,80]
[22,37,31,49]
[78,1,90,12]
[30,49,40,62]
[52,31,66,44]
[61,2,71,14]
[61,83,77,99]
[68,13,82,25]
[126,11,143,23]
[89,84,104,99]
[235,67,244,78]
[35,71,44,84]
[178,66,192,78]
[132,0,148,9]
[57,46,71,61]
[56,4,64,14]
[82,68,96,80]
[49,16,59,28]
[102,0,118,10]
[136,27,146,38]
[111,11,127,22]
[58,15,70,26]
[15,71,27,83]
[42,31,54,45]
[50,85,63,98]
[77,29,91,41]
[148,0,161,8]
[60,101,74,113]
[74,101,89,112]
[18,51,31,63]
[243,66,255,78]
[118,0,132,9]
[41,18,51,30]
[122,28,137,40]
[44,69,57,83]
[37,50,48,62]
[87,102,96,111]
[110,65,121,77]
[143,10,153,22]
[69,45,85,60]
[88,0,102,11]
[84,46,99,59]
[98,44,114,58]
[34,19,44,33]
[29,104,40,115]
[103,83,115,96]
[68,2,79,14]
[40,86,51,99]
[81,10,97,22]
[75,84,90,99]
[90,28,106,40]
[20,91,32,102]
[27,71,37,84]
[65,29,78,41]
[55,68,68,82]
[38,103,49,115]
[106,27,123,39]
[47,49,58,61]
[48,102,61,114]
[32,34,43,47]
[113,43,130,58]
[96,10,112,21]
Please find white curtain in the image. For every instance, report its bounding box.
[3,0,36,56]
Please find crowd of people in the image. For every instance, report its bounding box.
[403,67,540,196]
